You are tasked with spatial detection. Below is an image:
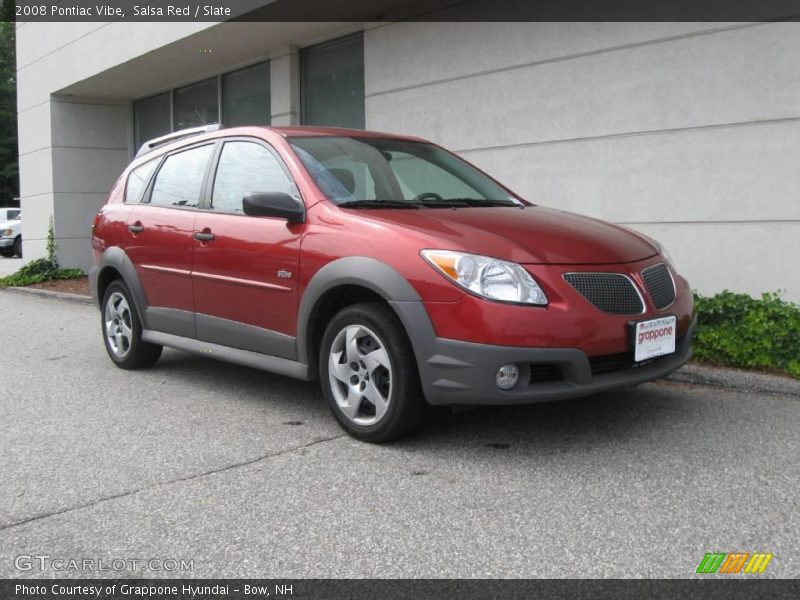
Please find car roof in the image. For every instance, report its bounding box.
[129,125,429,170]
[266,125,425,141]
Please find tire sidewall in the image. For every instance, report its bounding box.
[320,305,416,441]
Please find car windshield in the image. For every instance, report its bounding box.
[288,136,520,207]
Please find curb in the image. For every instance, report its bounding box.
[666,363,800,398]
[4,286,94,305]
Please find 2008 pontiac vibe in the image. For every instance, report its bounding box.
[91,124,694,442]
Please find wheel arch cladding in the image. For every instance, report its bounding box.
[297,257,437,370]
[95,247,149,326]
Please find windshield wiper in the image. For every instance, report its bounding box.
[420,198,518,207]
[338,198,518,209]
[338,200,420,209]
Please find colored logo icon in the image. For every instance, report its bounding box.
[696,552,773,574]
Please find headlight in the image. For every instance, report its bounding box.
[2,228,11,236]
[421,250,547,305]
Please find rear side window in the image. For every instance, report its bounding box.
[124,158,159,204]
[150,144,214,208]
[211,141,297,213]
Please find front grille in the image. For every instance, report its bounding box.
[563,273,644,315]
[589,336,683,375]
[642,263,676,309]
[589,351,654,375]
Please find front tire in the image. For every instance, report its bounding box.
[320,302,428,443]
[101,280,162,369]
[12,236,21,258]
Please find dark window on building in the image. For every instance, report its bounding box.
[222,62,271,127]
[133,61,270,156]
[211,141,296,213]
[134,93,170,153]
[174,78,219,130]
[150,145,214,208]
[125,158,160,204]
[301,33,365,129]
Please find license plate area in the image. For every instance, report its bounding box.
[632,316,676,362]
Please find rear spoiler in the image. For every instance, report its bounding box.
[135,123,223,158]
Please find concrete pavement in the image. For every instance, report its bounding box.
[1,290,798,578]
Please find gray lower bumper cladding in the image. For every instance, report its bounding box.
[419,318,696,406]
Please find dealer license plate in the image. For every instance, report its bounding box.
[634,316,676,362]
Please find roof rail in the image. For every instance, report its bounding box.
[135,123,223,158]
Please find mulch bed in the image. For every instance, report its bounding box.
[26,276,90,296]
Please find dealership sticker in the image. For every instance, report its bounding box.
[634,316,676,362]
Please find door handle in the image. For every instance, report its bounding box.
[128,222,144,233]
[194,231,215,242]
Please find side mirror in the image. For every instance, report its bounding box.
[243,192,305,223]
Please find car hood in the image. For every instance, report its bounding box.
[358,205,658,264]
[0,219,19,229]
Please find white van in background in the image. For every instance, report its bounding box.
[0,207,22,257]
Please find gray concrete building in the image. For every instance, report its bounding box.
[15,15,800,299]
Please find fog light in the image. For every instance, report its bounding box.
[496,364,520,390]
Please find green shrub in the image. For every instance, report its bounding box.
[693,290,800,378]
[0,257,83,287]
[0,215,84,288]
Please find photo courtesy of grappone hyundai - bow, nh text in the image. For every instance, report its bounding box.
[90,124,694,442]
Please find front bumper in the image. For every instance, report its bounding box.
[0,238,13,248]
[410,310,695,406]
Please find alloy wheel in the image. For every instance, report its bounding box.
[104,292,133,358]
[328,324,393,426]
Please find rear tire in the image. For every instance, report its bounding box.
[101,280,162,369]
[12,236,21,258]
[319,302,429,443]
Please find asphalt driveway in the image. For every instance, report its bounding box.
[1,290,798,578]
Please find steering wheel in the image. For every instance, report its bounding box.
[412,192,443,202]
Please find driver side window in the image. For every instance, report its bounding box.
[211,141,297,213]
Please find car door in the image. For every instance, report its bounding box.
[124,143,215,338]
[192,138,304,359]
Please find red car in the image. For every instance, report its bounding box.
[91,124,695,442]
